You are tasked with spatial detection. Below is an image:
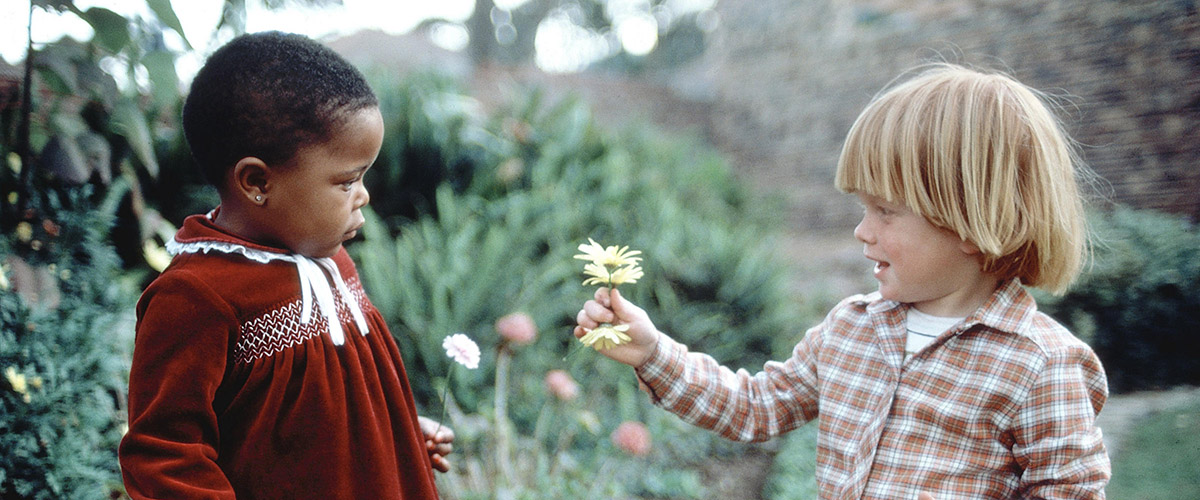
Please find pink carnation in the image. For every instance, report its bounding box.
[495,312,537,345]
[610,421,651,457]
[544,369,579,401]
[442,333,480,369]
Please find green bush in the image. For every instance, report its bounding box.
[1,186,135,499]
[1034,207,1200,393]
[350,75,809,497]
[762,423,819,500]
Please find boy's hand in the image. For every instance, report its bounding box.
[574,287,660,367]
[417,416,454,473]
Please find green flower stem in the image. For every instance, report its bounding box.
[494,344,516,486]
[435,367,454,438]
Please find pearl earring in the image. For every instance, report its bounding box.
[255,195,263,202]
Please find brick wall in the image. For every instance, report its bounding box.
[707,0,1200,228]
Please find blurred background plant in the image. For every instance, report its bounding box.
[1033,207,1200,393]
[3,0,1199,498]
[1,187,135,499]
[351,72,810,497]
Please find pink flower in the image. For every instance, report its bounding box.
[495,312,537,345]
[442,333,480,369]
[544,370,579,401]
[610,421,651,457]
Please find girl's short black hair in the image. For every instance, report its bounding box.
[182,31,378,185]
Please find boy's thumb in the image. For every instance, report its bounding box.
[609,288,631,315]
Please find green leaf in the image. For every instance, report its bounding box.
[33,0,76,13]
[145,0,192,49]
[141,50,180,110]
[112,99,159,178]
[80,7,131,54]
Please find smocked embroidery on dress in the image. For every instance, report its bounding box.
[234,277,370,364]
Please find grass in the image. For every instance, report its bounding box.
[1105,400,1200,499]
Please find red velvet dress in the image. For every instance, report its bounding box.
[120,212,439,499]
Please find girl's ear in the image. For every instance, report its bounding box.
[232,157,270,205]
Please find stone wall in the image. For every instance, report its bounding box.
[707,0,1200,229]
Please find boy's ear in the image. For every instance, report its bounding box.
[232,157,270,205]
[959,238,982,255]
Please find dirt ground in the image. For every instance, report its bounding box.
[1095,385,1200,460]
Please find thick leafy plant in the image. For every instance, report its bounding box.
[1035,207,1200,393]
[1,187,135,499]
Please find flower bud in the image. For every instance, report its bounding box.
[495,312,537,345]
[544,369,579,401]
[610,421,651,457]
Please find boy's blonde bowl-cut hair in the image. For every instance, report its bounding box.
[835,63,1087,294]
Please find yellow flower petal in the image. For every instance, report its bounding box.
[15,222,33,243]
[608,264,644,286]
[5,366,28,396]
[574,238,642,268]
[574,238,607,263]
[579,324,632,350]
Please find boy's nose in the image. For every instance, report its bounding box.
[853,218,869,243]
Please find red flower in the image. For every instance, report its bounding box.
[544,369,579,401]
[495,312,537,345]
[610,421,651,457]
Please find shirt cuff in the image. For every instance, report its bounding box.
[634,333,686,405]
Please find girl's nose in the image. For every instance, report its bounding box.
[354,183,370,209]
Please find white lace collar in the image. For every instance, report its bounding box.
[165,237,370,345]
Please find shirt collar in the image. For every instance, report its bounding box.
[861,279,1035,337]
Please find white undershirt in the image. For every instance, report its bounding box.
[905,308,963,361]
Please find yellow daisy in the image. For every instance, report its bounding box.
[574,238,642,268]
[579,324,632,351]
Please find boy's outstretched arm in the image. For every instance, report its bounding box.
[574,287,660,367]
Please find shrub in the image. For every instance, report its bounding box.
[1035,207,1200,393]
[1,187,135,499]
[350,75,809,497]
[762,423,819,500]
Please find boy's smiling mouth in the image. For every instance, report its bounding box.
[867,255,890,276]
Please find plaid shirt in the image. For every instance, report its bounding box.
[636,280,1110,499]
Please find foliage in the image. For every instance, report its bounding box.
[1104,399,1200,499]
[2,1,194,279]
[351,74,807,497]
[0,185,135,499]
[354,73,803,402]
[1034,207,1200,393]
[762,423,819,500]
[459,0,716,72]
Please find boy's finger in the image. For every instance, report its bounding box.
[583,300,615,323]
[576,308,595,328]
[594,286,612,306]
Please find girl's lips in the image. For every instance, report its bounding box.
[872,260,890,277]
